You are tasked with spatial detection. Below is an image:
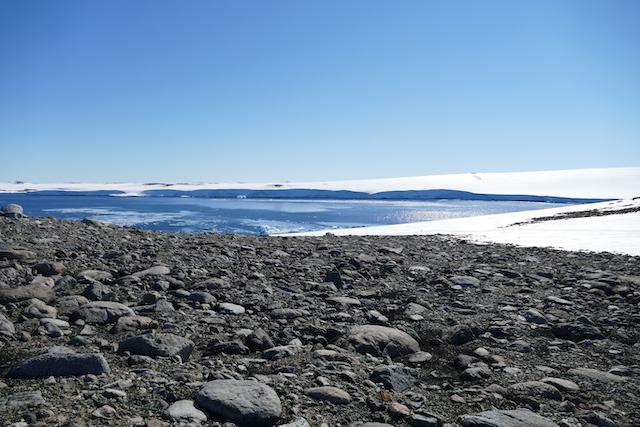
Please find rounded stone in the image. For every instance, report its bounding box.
[195,379,282,426]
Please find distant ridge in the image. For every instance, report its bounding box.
[11,188,611,204]
[1,167,638,200]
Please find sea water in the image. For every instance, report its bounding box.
[0,194,568,234]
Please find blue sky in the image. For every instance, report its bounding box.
[1,1,638,183]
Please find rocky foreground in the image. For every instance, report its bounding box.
[0,211,639,427]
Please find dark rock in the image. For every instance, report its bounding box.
[551,322,604,341]
[246,328,275,351]
[33,261,66,276]
[9,352,110,378]
[369,365,416,392]
[449,325,482,345]
[324,270,344,288]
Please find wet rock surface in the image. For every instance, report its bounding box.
[0,214,639,425]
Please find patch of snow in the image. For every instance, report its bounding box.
[283,198,640,256]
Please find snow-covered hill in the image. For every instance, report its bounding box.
[1,167,638,200]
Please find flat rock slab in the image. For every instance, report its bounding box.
[348,325,420,358]
[74,301,134,324]
[540,377,580,392]
[0,248,36,261]
[450,275,481,288]
[9,352,110,378]
[568,367,627,383]
[460,409,559,427]
[552,322,604,341]
[133,265,171,277]
[195,379,282,426]
[0,283,55,303]
[118,333,194,361]
[77,269,113,281]
[507,381,562,401]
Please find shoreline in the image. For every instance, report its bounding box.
[284,198,640,256]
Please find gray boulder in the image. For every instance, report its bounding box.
[0,283,55,304]
[507,381,562,403]
[165,400,207,422]
[460,409,559,426]
[0,248,36,261]
[74,301,134,324]
[0,391,45,411]
[195,379,282,426]
[24,299,57,318]
[56,295,90,315]
[348,325,420,358]
[0,313,15,338]
[118,333,194,361]
[1,203,24,218]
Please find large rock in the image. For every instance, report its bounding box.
[460,409,559,427]
[24,299,57,318]
[568,367,627,383]
[507,381,562,403]
[56,295,90,315]
[118,333,194,361]
[8,352,110,378]
[195,379,282,426]
[0,283,55,304]
[1,203,24,218]
[0,391,45,411]
[369,365,416,392]
[33,261,66,276]
[112,315,158,333]
[73,301,134,324]
[348,325,420,358]
[0,313,15,337]
[165,400,207,422]
[551,323,604,341]
[0,248,36,261]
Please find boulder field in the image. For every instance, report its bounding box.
[0,212,638,426]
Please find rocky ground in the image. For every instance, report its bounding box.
[0,209,639,427]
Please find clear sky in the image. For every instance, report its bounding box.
[1,1,638,183]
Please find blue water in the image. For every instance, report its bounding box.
[0,194,569,234]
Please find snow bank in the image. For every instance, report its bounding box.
[1,167,638,199]
[284,198,640,256]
